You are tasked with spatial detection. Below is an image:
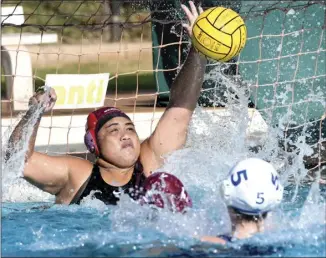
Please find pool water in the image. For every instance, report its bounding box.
[2,183,325,257]
[2,80,325,257]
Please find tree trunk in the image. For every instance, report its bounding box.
[103,1,122,42]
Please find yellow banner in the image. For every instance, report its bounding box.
[45,73,109,109]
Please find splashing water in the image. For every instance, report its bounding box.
[2,75,325,256]
[2,86,54,203]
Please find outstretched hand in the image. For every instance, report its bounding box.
[29,86,57,113]
[181,1,204,38]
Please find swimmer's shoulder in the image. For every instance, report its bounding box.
[67,155,93,176]
[200,236,227,245]
[55,156,93,204]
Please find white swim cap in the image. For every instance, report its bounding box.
[221,158,283,215]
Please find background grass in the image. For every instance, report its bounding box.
[2,2,152,43]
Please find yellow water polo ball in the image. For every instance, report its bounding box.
[192,6,247,62]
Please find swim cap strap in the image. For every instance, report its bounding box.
[84,112,100,155]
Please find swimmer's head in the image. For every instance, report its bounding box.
[84,107,140,167]
[221,158,283,217]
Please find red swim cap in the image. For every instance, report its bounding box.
[141,172,192,213]
[84,107,131,156]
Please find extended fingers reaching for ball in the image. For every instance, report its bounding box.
[181,1,204,37]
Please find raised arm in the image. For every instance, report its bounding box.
[141,2,207,174]
[5,88,57,163]
[5,88,72,194]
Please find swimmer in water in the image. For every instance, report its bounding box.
[4,1,205,213]
[201,158,284,244]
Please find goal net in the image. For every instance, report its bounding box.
[1,0,325,177]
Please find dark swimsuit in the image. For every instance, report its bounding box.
[70,162,146,205]
[218,234,234,242]
[218,234,285,255]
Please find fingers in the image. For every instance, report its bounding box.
[182,24,192,36]
[181,1,202,36]
[189,1,198,18]
[34,86,56,98]
[31,86,56,104]
[47,102,55,112]
[28,86,57,112]
[49,94,57,104]
[36,85,47,94]
[198,6,204,14]
[49,88,57,101]
[181,4,193,24]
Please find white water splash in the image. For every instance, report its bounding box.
[2,88,53,203]
[1,67,324,249]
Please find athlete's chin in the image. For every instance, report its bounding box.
[117,157,138,168]
[118,152,138,166]
[121,147,138,157]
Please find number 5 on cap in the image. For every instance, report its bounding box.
[231,170,248,186]
[256,192,265,204]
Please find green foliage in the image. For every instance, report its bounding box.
[1,74,7,99]
[2,1,152,43]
